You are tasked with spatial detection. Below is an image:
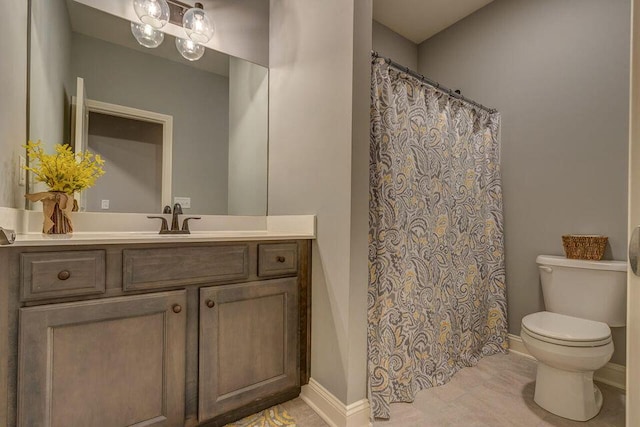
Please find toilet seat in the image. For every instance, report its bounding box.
[522,312,611,347]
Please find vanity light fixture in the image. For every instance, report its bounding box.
[133,0,170,29]
[131,0,213,60]
[175,37,205,61]
[182,3,214,43]
[131,0,169,48]
[131,21,165,48]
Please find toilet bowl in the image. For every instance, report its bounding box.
[521,311,613,421]
[521,255,626,422]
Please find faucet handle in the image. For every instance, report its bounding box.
[0,227,16,245]
[147,216,169,232]
[181,217,201,233]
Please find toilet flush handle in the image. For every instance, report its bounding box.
[538,266,553,273]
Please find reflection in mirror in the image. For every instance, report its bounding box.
[28,0,268,215]
[85,108,167,213]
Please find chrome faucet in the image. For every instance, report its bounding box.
[147,204,201,234]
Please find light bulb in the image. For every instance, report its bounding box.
[176,37,205,61]
[131,22,164,48]
[133,0,170,29]
[182,5,214,43]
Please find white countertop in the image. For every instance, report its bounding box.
[0,209,316,247]
[11,230,315,246]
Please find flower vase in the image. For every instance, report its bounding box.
[25,191,75,234]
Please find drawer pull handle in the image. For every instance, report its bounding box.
[206,299,215,308]
[276,256,286,263]
[57,270,71,281]
[172,304,182,314]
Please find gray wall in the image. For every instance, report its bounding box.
[208,0,270,67]
[71,33,229,214]
[0,0,28,208]
[227,57,268,215]
[418,0,630,364]
[372,20,417,70]
[269,0,372,405]
[87,113,162,213]
[29,0,73,153]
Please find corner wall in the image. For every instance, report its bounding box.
[269,0,372,406]
[372,20,417,70]
[417,0,630,364]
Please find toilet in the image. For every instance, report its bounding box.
[520,255,626,421]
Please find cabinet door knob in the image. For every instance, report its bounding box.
[57,270,71,281]
[172,304,182,314]
[276,256,286,263]
[206,299,215,308]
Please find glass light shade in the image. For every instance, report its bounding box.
[131,22,164,48]
[175,37,205,61]
[133,0,170,28]
[182,7,214,43]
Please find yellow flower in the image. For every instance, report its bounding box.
[23,140,105,194]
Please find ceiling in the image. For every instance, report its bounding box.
[373,0,495,44]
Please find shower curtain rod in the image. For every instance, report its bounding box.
[371,51,497,114]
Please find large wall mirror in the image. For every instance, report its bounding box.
[28,0,268,215]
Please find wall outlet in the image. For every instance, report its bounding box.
[18,156,26,186]
[101,200,110,210]
[174,197,191,209]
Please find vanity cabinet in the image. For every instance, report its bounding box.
[198,278,298,422]
[0,239,311,427]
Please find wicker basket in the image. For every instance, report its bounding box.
[561,235,608,260]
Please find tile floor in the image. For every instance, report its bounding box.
[285,352,625,426]
[280,398,331,427]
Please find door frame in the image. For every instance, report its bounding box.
[84,99,174,210]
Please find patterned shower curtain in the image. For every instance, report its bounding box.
[368,58,508,419]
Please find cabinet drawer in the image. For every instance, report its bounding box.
[258,243,298,277]
[123,245,249,291]
[20,250,106,302]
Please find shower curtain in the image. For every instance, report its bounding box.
[368,58,508,419]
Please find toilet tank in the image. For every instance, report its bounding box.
[537,255,627,327]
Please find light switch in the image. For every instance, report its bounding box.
[101,200,110,210]
[174,197,191,209]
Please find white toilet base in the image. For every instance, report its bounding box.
[533,362,603,421]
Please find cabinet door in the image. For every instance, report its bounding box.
[18,290,187,427]
[199,278,299,422]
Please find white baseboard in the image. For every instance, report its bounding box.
[300,378,371,427]
[507,333,535,360]
[508,333,626,390]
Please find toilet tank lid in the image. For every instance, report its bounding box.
[536,255,627,272]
